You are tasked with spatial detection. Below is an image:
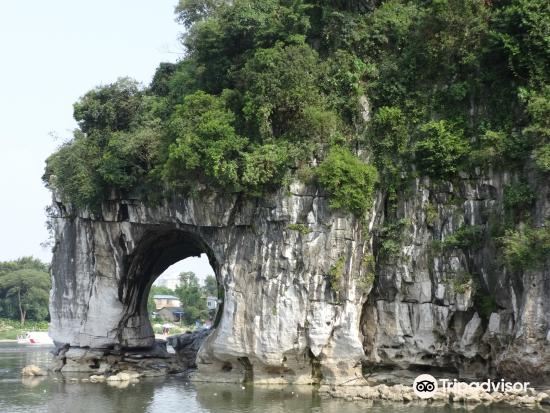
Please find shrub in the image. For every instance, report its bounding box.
[73,78,142,135]
[434,225,485,251]
[241,143,295,192]
[44,133,104,209]
[477,294,498,319]
[358,254,376,290]
[501,224,550,271]
[425,202,438,226]
[415,120,469,178]
[287,224,311,235]
[317,147,378,217]
[503,182,535,210]
[470,130,509,165]
[376,218,410,257]
[370,106,409,164]
[452,272,473,295]
[370,106,410,188]
[328,256,345,294]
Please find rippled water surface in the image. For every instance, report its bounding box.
[0,343,546,413]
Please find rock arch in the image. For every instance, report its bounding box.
[118,228,220,347]
[49,183,371,384]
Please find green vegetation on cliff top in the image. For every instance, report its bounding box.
[44,0,548,222]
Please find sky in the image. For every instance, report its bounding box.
[0,0,212,279]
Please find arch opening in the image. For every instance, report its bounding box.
[148,254,220,335]
[118,229,222,351]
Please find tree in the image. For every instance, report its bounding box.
[175,272,208,324]
[73,77,142,135]
[0,268,50,325]
[0,257,47,273]
[175,0,225,28]
[43,0,549,248]
[163,91,248,190]
[203,275,217,297]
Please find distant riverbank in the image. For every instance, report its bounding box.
[0,318,49,340]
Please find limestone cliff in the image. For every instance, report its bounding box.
[48,170,550,384]
[363,168,550,384]
[49,181,369,384]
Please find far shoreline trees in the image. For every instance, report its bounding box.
[148,272,218,325]
[0,257,50,325]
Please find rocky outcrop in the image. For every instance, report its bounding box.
[48,168,549,385]
[363,168,550,384]
[51,339,181,376]
[319,383,550,408]
[167,329,211,369]
[49,181,370,384]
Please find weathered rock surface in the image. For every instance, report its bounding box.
[319,383,549,407]
[48,170,549,385]
[51,338,180,376]
[167,329,210,368]
[362,170,550,384]
[49,181,369,384]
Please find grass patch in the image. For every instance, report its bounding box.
[0,318,49,340]
[451,272,474,294]
[287,223,311,235]
[357,254,376,290]
[328,256,346,294]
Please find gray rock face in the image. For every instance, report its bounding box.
[49,181,370,384]
[362,170,550,384]
[48,170,549,384]
[167,329,211,368]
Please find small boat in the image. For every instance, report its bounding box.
[17,332,54,345]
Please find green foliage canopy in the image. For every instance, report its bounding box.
[43,0,549,222]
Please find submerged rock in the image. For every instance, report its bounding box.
[106,371,139,382]
[21,365,47,377]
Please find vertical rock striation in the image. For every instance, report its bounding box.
[49,181,370,384]
[48,170,549,384]
[363,169,550,384]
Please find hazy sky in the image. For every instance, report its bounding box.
[0,0,212,277]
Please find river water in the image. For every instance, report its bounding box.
[0,343,546,413]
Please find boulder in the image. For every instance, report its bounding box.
[21,365,47,376]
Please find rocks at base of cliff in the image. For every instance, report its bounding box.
[89,370,141,389]
[52,340,181,376]
[319,384,550,407]
[167,329,210,369]
[21,365,47,376]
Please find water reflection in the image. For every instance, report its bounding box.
[45,379,158,413]
[20,376,46,388]
[194,383,318,413]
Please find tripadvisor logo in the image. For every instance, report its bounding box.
[413,374,438,399]
[413,374,531,399]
